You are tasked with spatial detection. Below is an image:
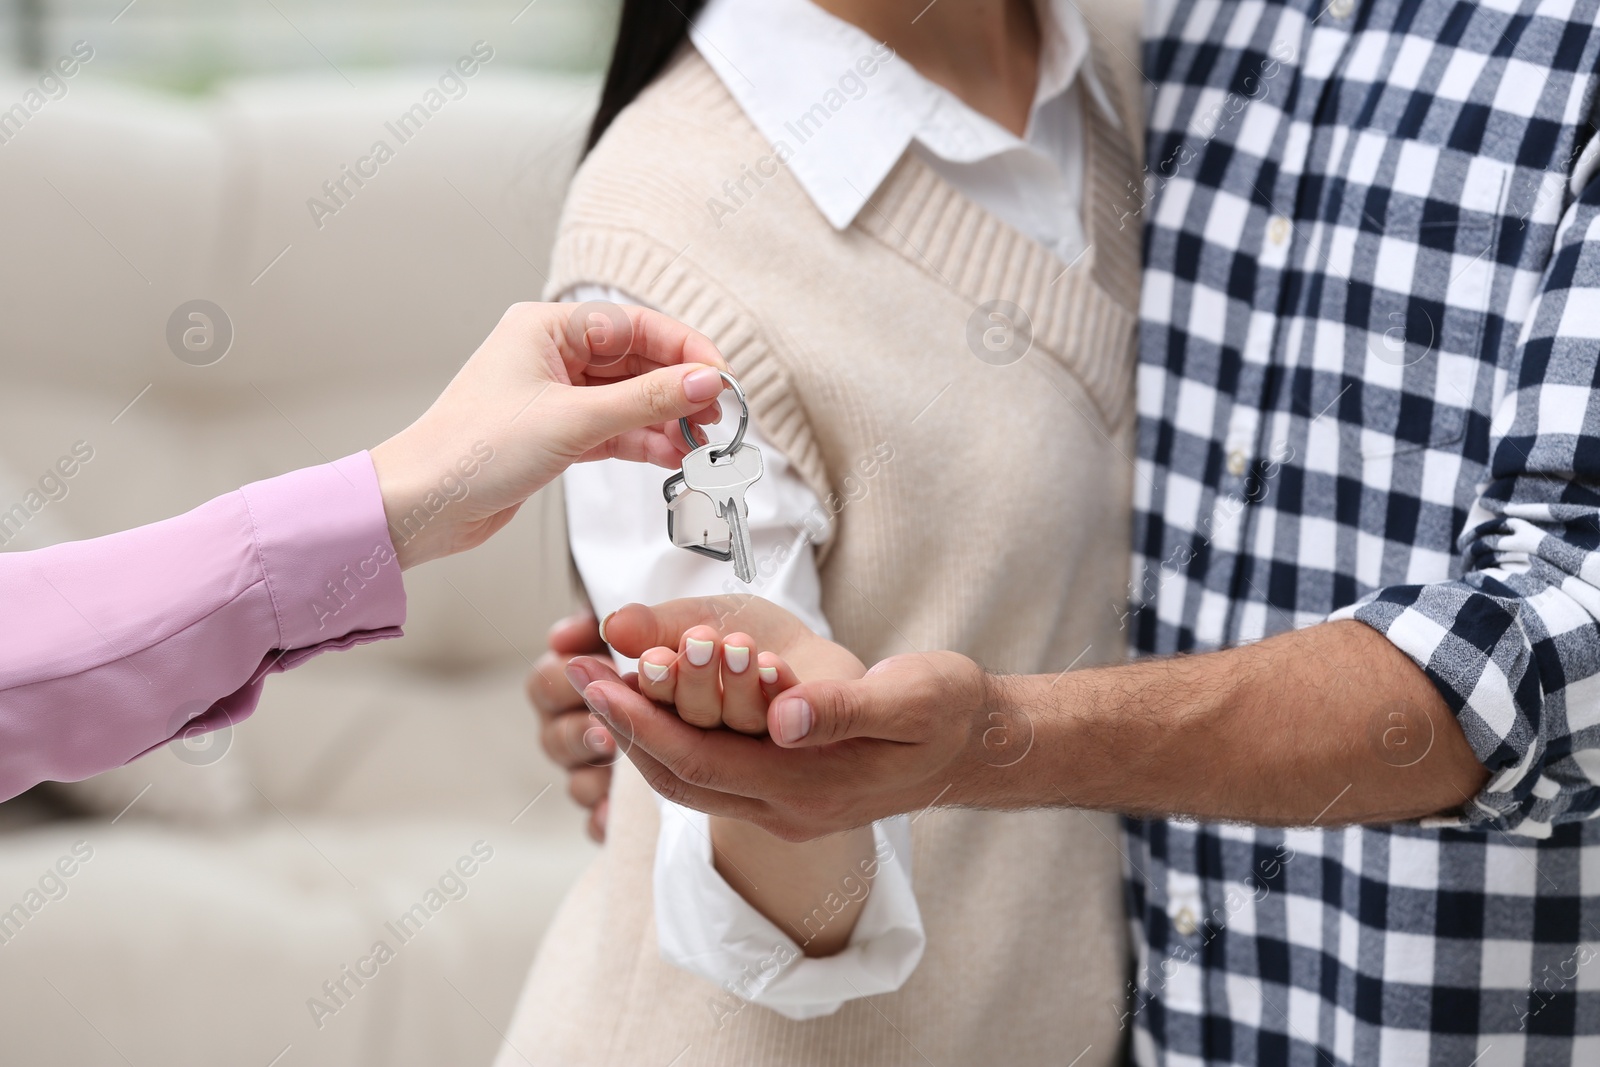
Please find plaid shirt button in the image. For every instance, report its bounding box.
[1266,215,1290,246]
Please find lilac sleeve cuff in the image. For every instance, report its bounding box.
[0,452,406,800]
[241,451,407,659]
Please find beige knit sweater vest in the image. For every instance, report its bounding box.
[500,15,1144,1067]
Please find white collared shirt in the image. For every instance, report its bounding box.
[692,0,1110,259]
[561,0,1105,1019]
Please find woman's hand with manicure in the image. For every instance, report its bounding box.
[371,302,727,569]
[635,629,806,735]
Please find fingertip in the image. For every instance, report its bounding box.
[682,365,725,404]
[549,609,597,640]
[756,651,797,692]
[527,652,559,704]
[564,659,596,694]
[602,603,655,657]
[573,653,618,674]
[682,626,719,668]
[722,633,753,674]
[639,648,676,699]
[587,795,609,843]
[769,695,814,746]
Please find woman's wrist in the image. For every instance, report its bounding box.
[369,439,429,570]
[709,814,876,957]
[368,435,494,570]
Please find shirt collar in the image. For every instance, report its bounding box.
[690,0,1115,230]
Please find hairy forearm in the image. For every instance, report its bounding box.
[709,818,875,956]
[994,620,1490,826]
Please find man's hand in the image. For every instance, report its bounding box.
[527,612,615,842]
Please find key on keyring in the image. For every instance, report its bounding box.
[680,441,763,583]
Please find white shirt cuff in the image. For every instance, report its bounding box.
[652,801,925,1020]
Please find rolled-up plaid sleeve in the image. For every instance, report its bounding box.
[1332,140,1600,837]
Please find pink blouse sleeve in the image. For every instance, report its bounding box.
[0,452,406,801]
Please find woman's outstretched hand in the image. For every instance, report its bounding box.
[370,302,727,569]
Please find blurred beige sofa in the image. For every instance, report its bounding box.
[0,66,600,1066]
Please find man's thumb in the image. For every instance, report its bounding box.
[767,675,905,748]
[567,364,725,447]
[768,652,978,748]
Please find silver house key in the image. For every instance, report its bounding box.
[662,371,763,583]
[682,440,763,583]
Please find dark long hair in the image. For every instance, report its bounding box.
[584,0,709,157]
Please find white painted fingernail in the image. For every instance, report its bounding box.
[641,660,670,683]
[686,638,714,667]
[724,645,750,673]
[758,666,778,685]
[598,612,613,645]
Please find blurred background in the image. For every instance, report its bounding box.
[0,1,619,1064]
[2,0,618,88]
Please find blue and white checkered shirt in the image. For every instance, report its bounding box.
[1128,0,1600,1062]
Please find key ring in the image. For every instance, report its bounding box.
[678,370,748,462]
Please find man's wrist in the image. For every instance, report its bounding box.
[970,661,1184,818]
[957,670,1069,811]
